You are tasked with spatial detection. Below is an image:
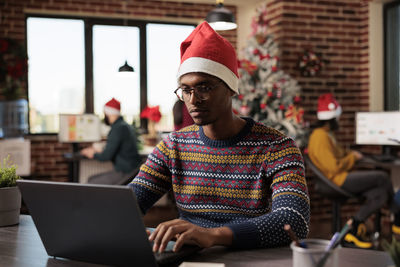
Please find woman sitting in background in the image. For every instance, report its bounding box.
[308,93,400,249]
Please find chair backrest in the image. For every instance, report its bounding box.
[303,154,356,199]
[118,157,148,185]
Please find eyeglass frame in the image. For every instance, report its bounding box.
[174,80,225,102]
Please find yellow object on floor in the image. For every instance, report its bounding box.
[344,233,373,249]
[392,224,400,235]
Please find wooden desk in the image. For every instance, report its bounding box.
[1,215,394,267]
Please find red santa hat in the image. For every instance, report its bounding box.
[317,93,342,120]
[177,21,239,94]
[104,98,121,115]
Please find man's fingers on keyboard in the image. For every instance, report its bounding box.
[173,231,191,252]
[159,224,187,252]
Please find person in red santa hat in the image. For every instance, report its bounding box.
[80,97,142,184]
[308,93,400,249]
[129,21,309,253]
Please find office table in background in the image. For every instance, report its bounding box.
[357,156,400,190]
[63,145,155,183]
[0,215,393,267]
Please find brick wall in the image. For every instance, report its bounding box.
[1,0,236,45]
[27,135,72,181]
[0,0,236,181]
[264,0,370,145]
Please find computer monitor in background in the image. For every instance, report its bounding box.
[58,114,101,143]
[356,112,400,157]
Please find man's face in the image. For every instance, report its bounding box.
[179,72,234,126]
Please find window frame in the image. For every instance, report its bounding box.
[384,1,400,111]
[25,14,195,134]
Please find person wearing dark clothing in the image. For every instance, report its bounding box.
[81,98,141,185]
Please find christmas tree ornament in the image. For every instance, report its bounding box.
[240,105,251,116]
[298,50,325,77]
[294,95,302,103]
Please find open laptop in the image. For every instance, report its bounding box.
[17,180,201,266]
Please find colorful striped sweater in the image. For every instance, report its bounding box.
[129,117,310,248]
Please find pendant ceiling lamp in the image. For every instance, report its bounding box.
[119,60,134,72]
[206,0,237,31]
[118,0,134,73]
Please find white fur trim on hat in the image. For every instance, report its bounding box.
[177,57,239,94]
[317,105,342,120]
[104,106,120,116]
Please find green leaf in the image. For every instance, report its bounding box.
[0,155,21,188]
[382,236,400,267]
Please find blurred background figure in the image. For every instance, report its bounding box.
[80,98,142,185]
[173,99,194,131]
[307,93,400,249]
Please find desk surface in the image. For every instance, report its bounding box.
[0,215,393,267]
[357,156,400,190]
[358,156,400,167]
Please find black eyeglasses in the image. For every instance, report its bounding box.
[174,80,224,102]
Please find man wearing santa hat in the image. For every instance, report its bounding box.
[80,98,142,184]
[129,22,309,253]
[308,93,400,249]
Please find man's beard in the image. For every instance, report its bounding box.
[193,117,216,127]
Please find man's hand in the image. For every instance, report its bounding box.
[148,219,233,253]
[80,147,95,159]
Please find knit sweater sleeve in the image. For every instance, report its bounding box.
[128,138,172,214]
[226,137,310,248]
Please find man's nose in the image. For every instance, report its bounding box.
[188,91,201,104]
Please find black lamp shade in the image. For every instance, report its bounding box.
[118,60,134,72]
[206,3,237,31]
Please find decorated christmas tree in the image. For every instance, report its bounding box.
[233,4,308,148]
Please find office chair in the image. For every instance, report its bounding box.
[117,157,148,185]
[303,154,381,235]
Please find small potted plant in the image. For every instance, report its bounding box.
[382,236,400,267]
[0,155,22,226]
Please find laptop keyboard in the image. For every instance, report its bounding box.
[154,244,202,265]
[146,228,201,265]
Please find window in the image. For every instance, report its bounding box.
[26,16,195,133]
[93,25,140,124]
[27,18,85,133]
[147,24,194,131]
